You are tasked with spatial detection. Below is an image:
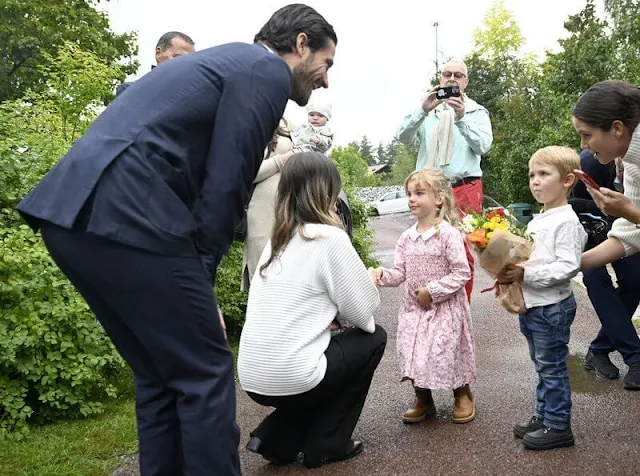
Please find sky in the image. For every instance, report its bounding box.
[103,0,604,147]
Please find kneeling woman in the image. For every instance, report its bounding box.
[238,152,387,469]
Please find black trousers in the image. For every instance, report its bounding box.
[41,223,240,476]
[248,325,387,466]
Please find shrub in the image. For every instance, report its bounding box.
[0,214,123,439]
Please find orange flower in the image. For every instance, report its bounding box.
[467,228,488,250]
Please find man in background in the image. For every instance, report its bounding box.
[116,31,195,95]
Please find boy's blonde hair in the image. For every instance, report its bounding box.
[529,146,580,193]
[404,168,459,227]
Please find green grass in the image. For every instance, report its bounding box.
[0,398,138,476]
[0,338,240,476]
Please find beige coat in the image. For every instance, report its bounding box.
[241,120,293,290]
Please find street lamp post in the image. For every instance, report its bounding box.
[433,22,440,73]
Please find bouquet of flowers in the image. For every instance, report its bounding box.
[461,208,534,313]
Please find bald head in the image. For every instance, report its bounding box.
[440,59,469,94]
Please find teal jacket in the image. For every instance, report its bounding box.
[396,97,493,181]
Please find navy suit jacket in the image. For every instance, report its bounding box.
[17,42,291,277]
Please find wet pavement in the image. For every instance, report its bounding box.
[237,213,640,476]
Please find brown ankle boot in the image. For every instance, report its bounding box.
[452,385,476,424]
[402,388,436,423]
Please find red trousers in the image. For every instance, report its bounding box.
[452,179,483,302]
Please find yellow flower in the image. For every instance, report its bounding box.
[483,222,496,230]
[487,231,494,240]
[490,216,502,224]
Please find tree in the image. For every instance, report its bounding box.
[472,0,523,64]
[375,141,387,165]
[331,145,380,188]
[605,0,640,81]
[0,0,138,102]
[358,136,375,165]
[389,145,418,185]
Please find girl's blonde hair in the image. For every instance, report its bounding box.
[404,168,459,229]
[260,152,343,276]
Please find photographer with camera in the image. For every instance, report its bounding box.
[397,59,493,301]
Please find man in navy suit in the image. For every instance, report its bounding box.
[16,4,337,475]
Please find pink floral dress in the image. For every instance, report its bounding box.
[380,222,477,390]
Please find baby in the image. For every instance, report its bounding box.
[291,101,334,154]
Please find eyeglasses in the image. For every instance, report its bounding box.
[441,71,467,79]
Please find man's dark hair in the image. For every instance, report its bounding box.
[254,4,337,54]
[156,31,195,51]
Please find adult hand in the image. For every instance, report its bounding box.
[218,307,227,341]
[496,264,524,284]
[368,267,383,285]
[280,150,296,164]
[587,186,639,222]
[414,287,432,308]
[444,96,466,120]
[422,88,443,114]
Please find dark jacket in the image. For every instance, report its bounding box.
[17,42,291,278]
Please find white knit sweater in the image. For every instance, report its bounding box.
[238,224,380,396]
[609,124,640,255]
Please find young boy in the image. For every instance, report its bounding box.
[291,101,334,154]
[498,146,587,451]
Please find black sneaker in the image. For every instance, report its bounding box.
[513,416,544,439]
[522,426,574,450]
[623,362,640,390]
[584,349,620,379]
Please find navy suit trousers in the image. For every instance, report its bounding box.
[41,223,240,476]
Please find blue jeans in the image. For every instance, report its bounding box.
[519,295,576,430]
[583,254,640,364]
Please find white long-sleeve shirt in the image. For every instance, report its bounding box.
[522,205,587,308]
[238,224,380,396]
[609,124,640,255]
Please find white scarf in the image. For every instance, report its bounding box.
[425,96,471,168]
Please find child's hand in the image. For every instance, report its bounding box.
[497,264,524,284]
[368,267,383,285]
[414,287,432,308]
[310,136,320,144]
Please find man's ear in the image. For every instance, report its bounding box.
[296,32,309,56]
[155,47,163,63]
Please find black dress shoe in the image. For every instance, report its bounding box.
[513,416,544,439]
[623,362,640,390]
[522,426,574,450]
[584,349,619,379]
[303,439,364,469]
[245,436,297,465]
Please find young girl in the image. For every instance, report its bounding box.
[370,168,477,424]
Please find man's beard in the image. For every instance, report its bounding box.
[290,63,313,106]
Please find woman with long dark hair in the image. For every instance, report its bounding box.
[572,80,640,390]
[238,152,387,468]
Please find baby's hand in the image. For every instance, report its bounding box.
[368,267,383,285]
[414,287,432,308]
[310,136,320,144]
